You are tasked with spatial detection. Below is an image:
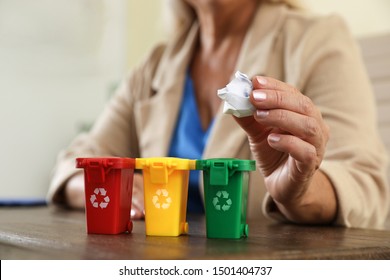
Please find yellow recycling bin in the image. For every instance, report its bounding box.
[135,157,196,236]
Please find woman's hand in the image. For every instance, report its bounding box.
[235,76,336,224]
[131,173,145,219]
[65,173,85,209]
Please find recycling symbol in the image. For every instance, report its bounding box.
[212,191,232,211]
[90,188,110,209]
[152,189,172,209]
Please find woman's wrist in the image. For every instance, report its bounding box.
[273,170,338,225]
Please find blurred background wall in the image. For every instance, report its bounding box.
[0,0,389,199]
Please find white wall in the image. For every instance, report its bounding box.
[303,0,390,38]
[126,1,163,68]
[1,0,389,199]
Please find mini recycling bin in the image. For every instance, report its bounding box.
[196,158,256,239]
[135,157,196,236]
[76,157,135,234]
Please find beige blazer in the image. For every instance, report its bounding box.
[48,3,389,228]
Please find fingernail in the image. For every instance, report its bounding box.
[256,110,269,118]
[131,209,135,217]
[268,134,281,142]
[253,90,267,101]
[256,77,267,86]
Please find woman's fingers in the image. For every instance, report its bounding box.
[267,133,319,174]
[252,76,323,126]
[254,108,327,151]
[250,75,329,160]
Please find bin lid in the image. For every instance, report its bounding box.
[135,157,196,185]
[196,158,256,186]
[195,158,256,171]
[76,157,135,169]
[135,157,196,170]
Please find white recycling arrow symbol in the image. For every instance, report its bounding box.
[90,187,110,209]
[212,191,232,211]
[152,188,172,209]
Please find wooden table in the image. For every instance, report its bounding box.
[1,206,390,260]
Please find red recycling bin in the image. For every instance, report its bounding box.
[76,157,135,234]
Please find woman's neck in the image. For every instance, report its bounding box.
[186,1,260,131]
[191,0,259,54]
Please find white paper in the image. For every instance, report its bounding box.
[217,71,255,117]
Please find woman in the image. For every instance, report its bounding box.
[48,0,389,228]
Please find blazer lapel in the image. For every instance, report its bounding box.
[134,24,199,157]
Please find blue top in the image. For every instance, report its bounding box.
[168,72,214,213]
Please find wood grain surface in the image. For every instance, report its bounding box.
[1,206,389,260]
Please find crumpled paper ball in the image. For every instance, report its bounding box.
[217,71,255,118]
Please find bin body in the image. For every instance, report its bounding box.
[76,157,135,234]
[136,157,196,236]
[196,159,256,239]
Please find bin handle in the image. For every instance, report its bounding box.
[150,162,169,184]
[84,163,106,183]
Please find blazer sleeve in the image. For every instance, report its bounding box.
[46,45,165,205]
[264,15,389,228]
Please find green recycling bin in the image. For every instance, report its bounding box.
[196,158,256,239]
